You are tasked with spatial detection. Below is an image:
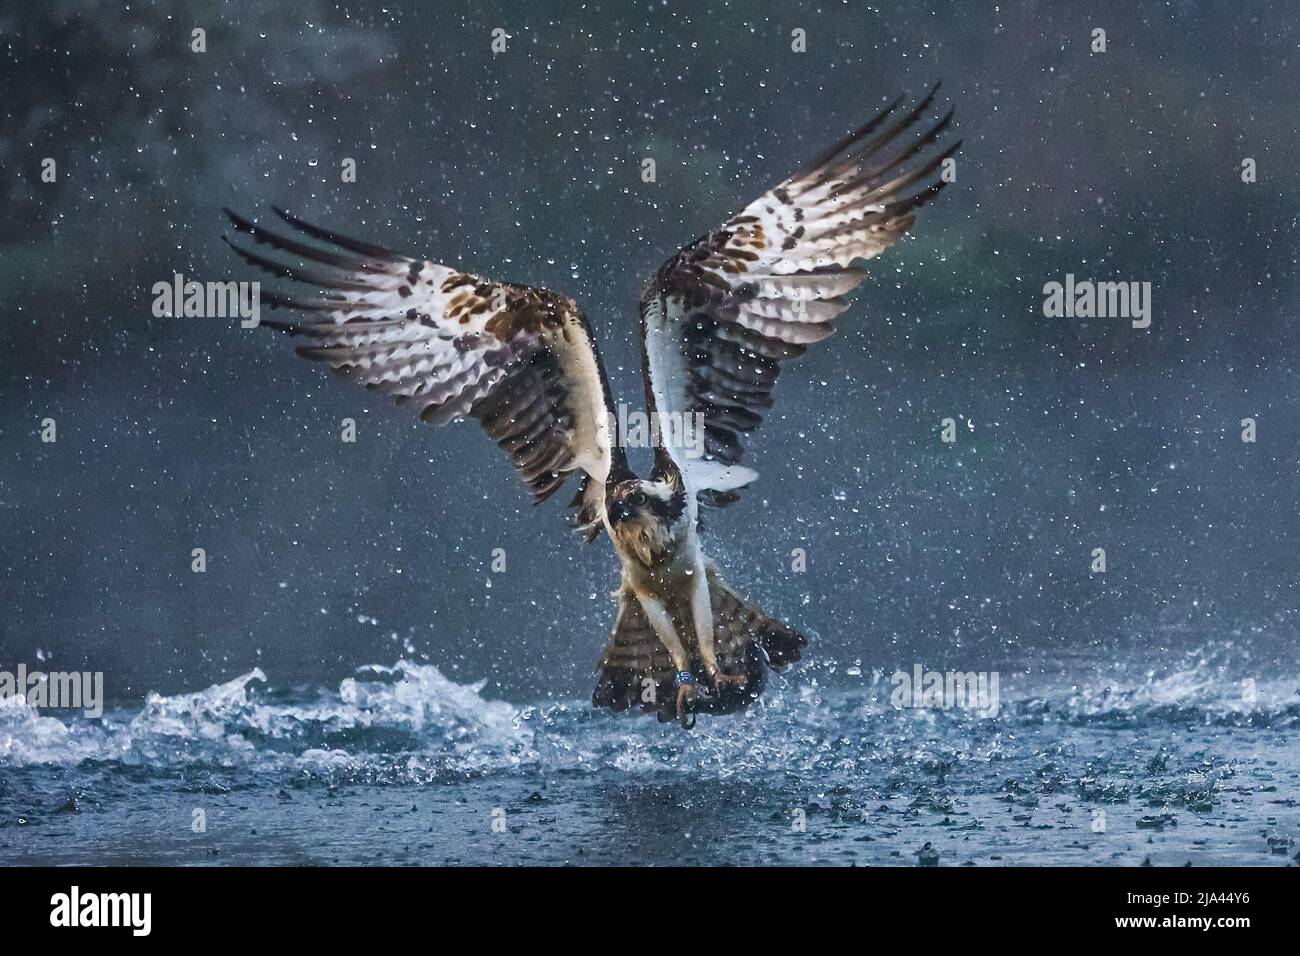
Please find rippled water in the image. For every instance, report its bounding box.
[2,653,1297,866]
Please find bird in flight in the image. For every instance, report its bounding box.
[223,87,958,729]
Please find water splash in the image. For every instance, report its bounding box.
[0,662,533,775]
[2,650,1296,783]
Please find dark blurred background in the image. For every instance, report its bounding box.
[1,0,1296,702]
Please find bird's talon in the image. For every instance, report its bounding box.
[711,671,748,692]
[675,683,697,729]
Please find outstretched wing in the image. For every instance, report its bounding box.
[223,208,619,536]
[640,86,959,506]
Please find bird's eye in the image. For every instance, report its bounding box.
[628,491,645,506]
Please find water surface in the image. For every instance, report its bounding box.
[3,652,1296,867]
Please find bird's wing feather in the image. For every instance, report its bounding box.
[592,592,675,714]
[224,208,618,536]
[639,86,958,507]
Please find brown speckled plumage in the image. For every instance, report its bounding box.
[222,86,958,724]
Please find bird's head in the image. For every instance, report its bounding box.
[605,478,685,529]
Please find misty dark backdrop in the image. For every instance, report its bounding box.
[1,0,1296,702]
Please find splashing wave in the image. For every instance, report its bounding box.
[2,654,1295,782]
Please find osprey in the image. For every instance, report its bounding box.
[223,88,958,729]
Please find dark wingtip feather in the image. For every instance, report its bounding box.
[802,93,906,174]
[272,206,410,261]
[888,178,950,218]
[223,235,374,293]
[221,209,370,272]
[259,289,338,313]
[261,317,310,335]
[224,207,259,235]
[804,85,950,192]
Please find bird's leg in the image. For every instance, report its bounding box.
[690,568,747,694]
[639,594,697,727]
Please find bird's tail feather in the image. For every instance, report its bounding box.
[591,566,806,720]
[708,569,807,673]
